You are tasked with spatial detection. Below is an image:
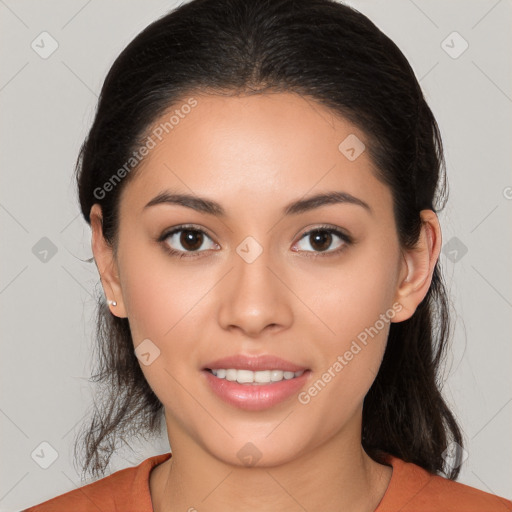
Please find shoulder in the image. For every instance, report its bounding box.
[377,454,512,512]
[22,452,172,512]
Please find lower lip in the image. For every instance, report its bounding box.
[203,370,310,411]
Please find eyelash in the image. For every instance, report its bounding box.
[157,224,353,259]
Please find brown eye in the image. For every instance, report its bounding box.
[308,230,333,252]
[294,227,351,256]
[179,230,204,251]
[161,226,218,254]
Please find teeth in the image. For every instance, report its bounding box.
[226,369,237,381]
[270,370,283,382]
[255,370,271,383]
[210,368,304,384]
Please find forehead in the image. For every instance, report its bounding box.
[120,92,392,218]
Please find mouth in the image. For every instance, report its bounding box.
[206,368,306,385]
[201,354,311,411]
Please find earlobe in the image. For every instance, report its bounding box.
[391,210,441,323]
[90,204,128,318]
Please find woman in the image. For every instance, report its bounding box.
[24,0,512,510]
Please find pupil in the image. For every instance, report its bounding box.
[181,230,202,251]
[311,231,331,252]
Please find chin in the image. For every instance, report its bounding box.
[201,431,312,469]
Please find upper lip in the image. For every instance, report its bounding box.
[204,354,308,372]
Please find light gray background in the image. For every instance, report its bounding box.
[1,0,511,510]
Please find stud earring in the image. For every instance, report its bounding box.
[108,299,117,307]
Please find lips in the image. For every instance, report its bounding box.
[202,354,311,411]
[204,354,308,373]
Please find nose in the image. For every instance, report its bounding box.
[217,247,294,339]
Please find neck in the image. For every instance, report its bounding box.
[150,417,392,512]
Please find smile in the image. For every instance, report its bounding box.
[208,368,305,384]
[203,369,310,411]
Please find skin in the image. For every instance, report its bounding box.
[91,92,441,512]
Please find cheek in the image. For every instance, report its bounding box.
[300,235,400,348]
[296,269,395,433]
[296,334,387,445]
[118,240,208,343]
[116,244,210,417]
[116,241,218,399]
[294,238,399,414]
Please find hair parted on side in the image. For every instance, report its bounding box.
[73,0,463,481]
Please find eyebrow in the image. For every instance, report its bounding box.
[144,190,372,216]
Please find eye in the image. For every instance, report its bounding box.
[293,225,352,257]
[158,225,218,257]
[157,224,352,259]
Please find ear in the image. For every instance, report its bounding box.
[90,203,128,318]
[391,209,442,323]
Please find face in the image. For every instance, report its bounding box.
[96,92,413,467]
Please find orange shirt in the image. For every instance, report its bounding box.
[23,452,512,511]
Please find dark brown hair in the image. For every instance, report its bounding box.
[73,0,464,480]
